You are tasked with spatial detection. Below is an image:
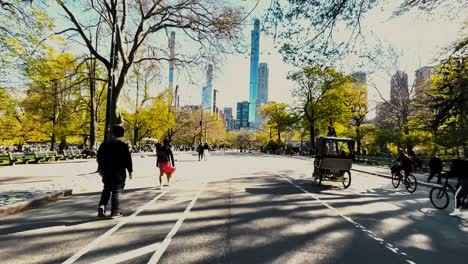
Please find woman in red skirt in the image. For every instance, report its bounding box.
[156,139,176,189]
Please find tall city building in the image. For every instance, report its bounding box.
[390,71,409,104]
[256,63,269,126]
[414,66,435,97]
[168,32,175,90]
[249,19,260,126]
[202,64,213,111]
[224,107,235,131]
[236,101,249,129]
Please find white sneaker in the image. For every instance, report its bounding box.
[159,182,163,190]
[449,208,462,217]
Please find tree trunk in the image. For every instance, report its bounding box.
[309,124,315,155]
[89,60,96,149]
[356,126,361,155]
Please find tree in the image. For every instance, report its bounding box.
[260,102,296,143]
[288,65,351,153]
[23,50,85,150]
[429,54,468,156]
[53,0,244,127]
[233,130,256,152]
[344,80,368,155]
[263,0,467,64]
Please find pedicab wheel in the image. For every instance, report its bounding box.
[391,172,401,189]
[404,174,417,193]
[342,171,351,189]
[429,187,449,209]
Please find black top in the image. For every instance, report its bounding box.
[97,139,133,176]
[156,144,175,167]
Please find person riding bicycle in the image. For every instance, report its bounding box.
[395,149,413,177]
[449,159,468,217]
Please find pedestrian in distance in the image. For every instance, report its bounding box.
[428,154,443,184]
[196,142,204,161]
[156,139,176,189]
[96,125,133,218]
[203,142,209,161]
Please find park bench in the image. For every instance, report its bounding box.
[9,152,37,164]
[38,151,59,162]
[0,154,10,165]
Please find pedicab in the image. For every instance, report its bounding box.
[312,136,355,189]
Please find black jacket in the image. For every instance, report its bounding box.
[156,145,175,167]
[97,139,133,184]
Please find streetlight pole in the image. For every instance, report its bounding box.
[103,0,117,143]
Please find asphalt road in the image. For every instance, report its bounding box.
[0,152,467,264]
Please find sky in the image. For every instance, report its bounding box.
[41,1,466,119]
[177,0,466,119]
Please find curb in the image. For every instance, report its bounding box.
[351,169,441,189]
[0,189,73,218]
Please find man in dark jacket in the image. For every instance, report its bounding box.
[97,126,133,218]
[428,155,443,184]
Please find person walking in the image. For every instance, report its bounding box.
[196,142,204,161]
[96,126,133,218]
[428,154,443,184]
[156,139,176,189]
[203,142,209,161]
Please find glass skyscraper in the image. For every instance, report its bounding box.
[202,64,213,111]
[236,101,249,129]
[249,19,260,126]
[257,63,269,126]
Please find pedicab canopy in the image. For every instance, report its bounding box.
[315,136,355,159]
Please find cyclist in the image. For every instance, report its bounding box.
[396,149,413,178]
[449,159,468,217]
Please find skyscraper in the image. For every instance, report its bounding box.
[414,66,435,97]
[390,71,409,104]
[202,64,213,111]
[249,19,260,126]
[224,107,234,131]
[257,63,269,126]
[236,101,249,129]
[168,32,175,90]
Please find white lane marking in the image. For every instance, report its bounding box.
[279,175,416,264]
[63,190,168,264]
[91,243,161,264]
[147,182,207,264]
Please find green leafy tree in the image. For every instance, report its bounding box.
[260,102,296,143]
[288,65,351,153]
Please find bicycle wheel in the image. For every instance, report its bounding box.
[342,171,351,189]
[429,187,449,209]
[391,172,401,188]
[404,174,417,193]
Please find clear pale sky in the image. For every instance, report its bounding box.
[178,0,466,119]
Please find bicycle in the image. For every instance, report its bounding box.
[391,164,417,193]
[429,177,468,210]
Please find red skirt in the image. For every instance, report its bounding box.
[159,162,176,174]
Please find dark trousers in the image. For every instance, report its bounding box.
[198,151,203,161]
[99,182,125,213]
[428,170,442,183]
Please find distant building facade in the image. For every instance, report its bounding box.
[390,71,409,105]
[249,19,260,126]
[202,64,213,111]
[224,107,236,131]
[414,66,435,97]
[236,101,249,129]
[256,63,269,127]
